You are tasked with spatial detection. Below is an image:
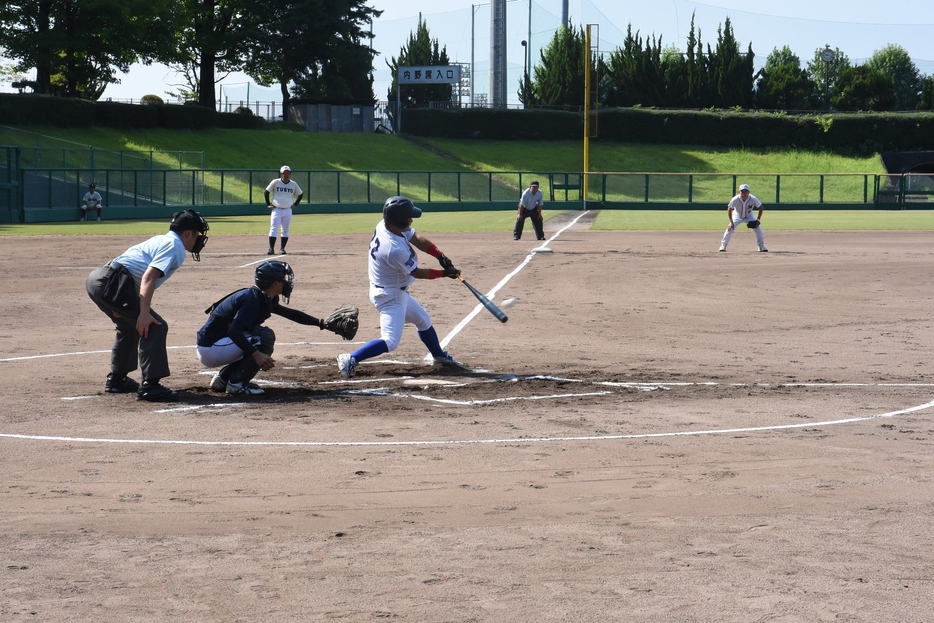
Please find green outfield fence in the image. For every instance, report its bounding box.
[2,160,932,224]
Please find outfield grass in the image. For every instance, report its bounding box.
[420,139,885,175]
[4,209,934,237]
[2,126,885,176]
[0,126,470,171]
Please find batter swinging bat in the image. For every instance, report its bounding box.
[458,275,508,323]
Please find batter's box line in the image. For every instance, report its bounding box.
[343,388,615,405]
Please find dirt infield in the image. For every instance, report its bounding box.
[2,219,933,622]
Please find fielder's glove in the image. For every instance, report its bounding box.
[322,305,359,340]
[747,219,760,229]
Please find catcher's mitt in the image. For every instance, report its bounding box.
[323,305,359,340]
[746,219,760,229]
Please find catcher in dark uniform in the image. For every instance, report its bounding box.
[196,260,358,395]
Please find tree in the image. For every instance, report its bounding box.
[865,43,922,110]
[525,23,588,108]
[918,76,934,110]
[0,54,27,88]
[806,46,851,108]
[171,0,258,109]
[386,18,452,109]
[243,0,380,110]
[706,17,754,109]
[0,0,177,99]
[755,46,813,110]
[831,65,896,111]
[601,25,665,107]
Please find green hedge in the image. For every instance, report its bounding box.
[95,101,159,128]
[404,106,934,153]
[216,111,266,130]
[0,93,95,127]
[0,94,221,130]
[402,107,581,139]
[154,103,217,130]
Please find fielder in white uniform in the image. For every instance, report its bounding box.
[81,183,103,221]
[265,165,303,255]
[337,196,462,379]
[720,183,767,252]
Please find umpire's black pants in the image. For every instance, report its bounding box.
[514,208,544,240]
[86,263,171,382]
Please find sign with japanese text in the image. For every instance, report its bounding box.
[397,66,461,85]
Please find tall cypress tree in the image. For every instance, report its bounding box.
[526,23,587,108]
[386,18,452,108]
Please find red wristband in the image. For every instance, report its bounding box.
[428,269,444,279]
[426,244,442,259]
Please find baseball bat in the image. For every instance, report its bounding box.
[458,275,508,323]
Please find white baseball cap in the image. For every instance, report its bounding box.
[280,165,291,173]
[739,184,750,191]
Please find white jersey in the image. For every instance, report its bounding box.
[367,220,418,289]
[265,178,303,208]
[83,191,102,207]
[728,193,762,219]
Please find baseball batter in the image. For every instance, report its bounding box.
[720,183,767,252]
[265,165,303,255]
[336,196,462,379]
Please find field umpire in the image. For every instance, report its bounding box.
[86,209,209,401]
[514,179,545,241]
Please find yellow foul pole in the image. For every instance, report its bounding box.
[583,26,591,208]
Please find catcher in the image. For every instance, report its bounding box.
[196,260,358,395]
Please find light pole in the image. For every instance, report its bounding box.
[821,44,835,110]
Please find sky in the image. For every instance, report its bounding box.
[3,0,934,109]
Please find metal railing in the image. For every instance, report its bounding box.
[589,172,878,205]
[14,168,934,212]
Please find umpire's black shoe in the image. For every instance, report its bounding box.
[105,373,139,394]
[136,380,178,402]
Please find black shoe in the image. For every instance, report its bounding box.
[513,236,520,240]
[279,249,287,255]
[266,247,275,255]
[105,373,139,394]
[136,380,178,402]
[537,237,545,241]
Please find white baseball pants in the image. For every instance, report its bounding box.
[369,284,432,351]
[721,213,765,248]
[269,207,293,237]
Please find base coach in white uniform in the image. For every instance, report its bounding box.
[265,165,303,255]
[720,183,767,252]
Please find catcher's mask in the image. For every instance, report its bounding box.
[383,195,422,229]
[169,209,210,261]
[255,260,294,303]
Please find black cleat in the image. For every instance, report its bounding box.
[105,373,139,394]
[136,381,178,402]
